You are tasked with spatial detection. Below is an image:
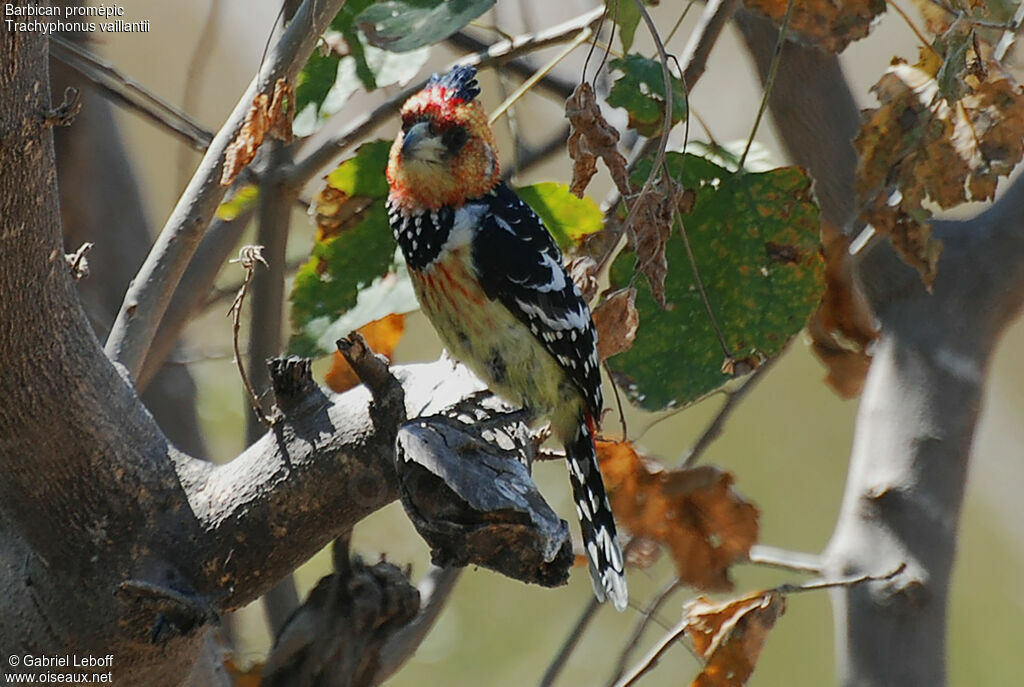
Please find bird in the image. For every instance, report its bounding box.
[385,65,627,611]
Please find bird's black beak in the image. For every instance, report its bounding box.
[401,121,443,162]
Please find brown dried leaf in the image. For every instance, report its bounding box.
[626,175,684,307]
[743,0,886,53]
[221,80,294,186]
[597,441,759,590]
[325,314,406,393]
[221,94,271,186]
[567,255,600,303]
[592,287,639,361]
[565,82,630,197]
[856,52,1024,284]
[684,590,786,687]
[268,78,295,143]
[807,223,878,398]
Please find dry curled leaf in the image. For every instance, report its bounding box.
[684,590,786,687]
[221,79,294,186]
[743,0,885,53]
[325,314,405,393]
[856,51,1024,284]
[597,441,759,590]
[268,78,295,143]
[592,287,639,361]
[567,255,600,303]
[807,223,878,398]
[626,174,685,307]
[565,82,630,197]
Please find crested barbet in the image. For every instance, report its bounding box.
[386,65,627,610]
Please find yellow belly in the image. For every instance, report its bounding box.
[410,249,582,433]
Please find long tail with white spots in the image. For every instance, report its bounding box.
[565,413,627,611]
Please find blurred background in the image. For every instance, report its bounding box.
[82,1,1023,684]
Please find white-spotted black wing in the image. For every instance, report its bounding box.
[469,183,602,416]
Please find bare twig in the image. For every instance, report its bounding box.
[748,544,823,574]
[137,208,255,391]
[739,0,794,170]
[488,26,594,125]
[41,86,81,128]
[247,140,299,633]
[177,0,222,186]
[446,31,580,99]
[606,578,684,686]
[608,0,675,266]
[64,241,93,281]
[49,35,213,150]
[995,0,1024,61]
[679,0,741,89]
[228,245,273,427]
[288,7,606,187]
[103,0,346,380]
[776,562,906,595]
[674,197,731,360]
[538,597,602,687]
[679,354,777,468]
[612,616,690,687]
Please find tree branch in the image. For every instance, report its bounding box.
[288,7,605,188]
[679,0,741,90]
[736,10,1024,686]
[103,0,347,380]
[49,34,213,151]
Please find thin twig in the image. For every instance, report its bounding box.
[103,0,346,380]
[603,360,629,440]
[288,7,606,188]
[679,0,741,90]
[538,597,602,687]
[679,352,777,468]
[177,0,222,186]
[228,245,273,427]
[489,26,594,125]
[446,31,580,99]
[886,0,942,56]
[776,562,906,594]
[995,0,1024,61]
[612,616,690,687]
[748,545,823,574]
[673,194,731,361]
[606,578,683,686]
[49,35,213,151]
[603,0,676,275]
[739,0,794,170]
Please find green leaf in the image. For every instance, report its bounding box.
[607,54,688,137]
[516,182,603,249]
[295,48,343,127]
[289,140,405,357]
[323,139,392,198]
[215,184,259,221]
[607,152,823,411]
[356,0,495,52]
[294,0,429,136]
[606,0,641,53]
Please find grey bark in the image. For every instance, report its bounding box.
[736,10,1024,686]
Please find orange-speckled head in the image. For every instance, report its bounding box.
[387,66,500,211]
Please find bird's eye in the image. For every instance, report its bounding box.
[402,115,428,133]
[441,126,468,152]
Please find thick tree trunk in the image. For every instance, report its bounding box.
[737,10,1024,686]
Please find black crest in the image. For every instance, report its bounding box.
[427,65,480,103]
